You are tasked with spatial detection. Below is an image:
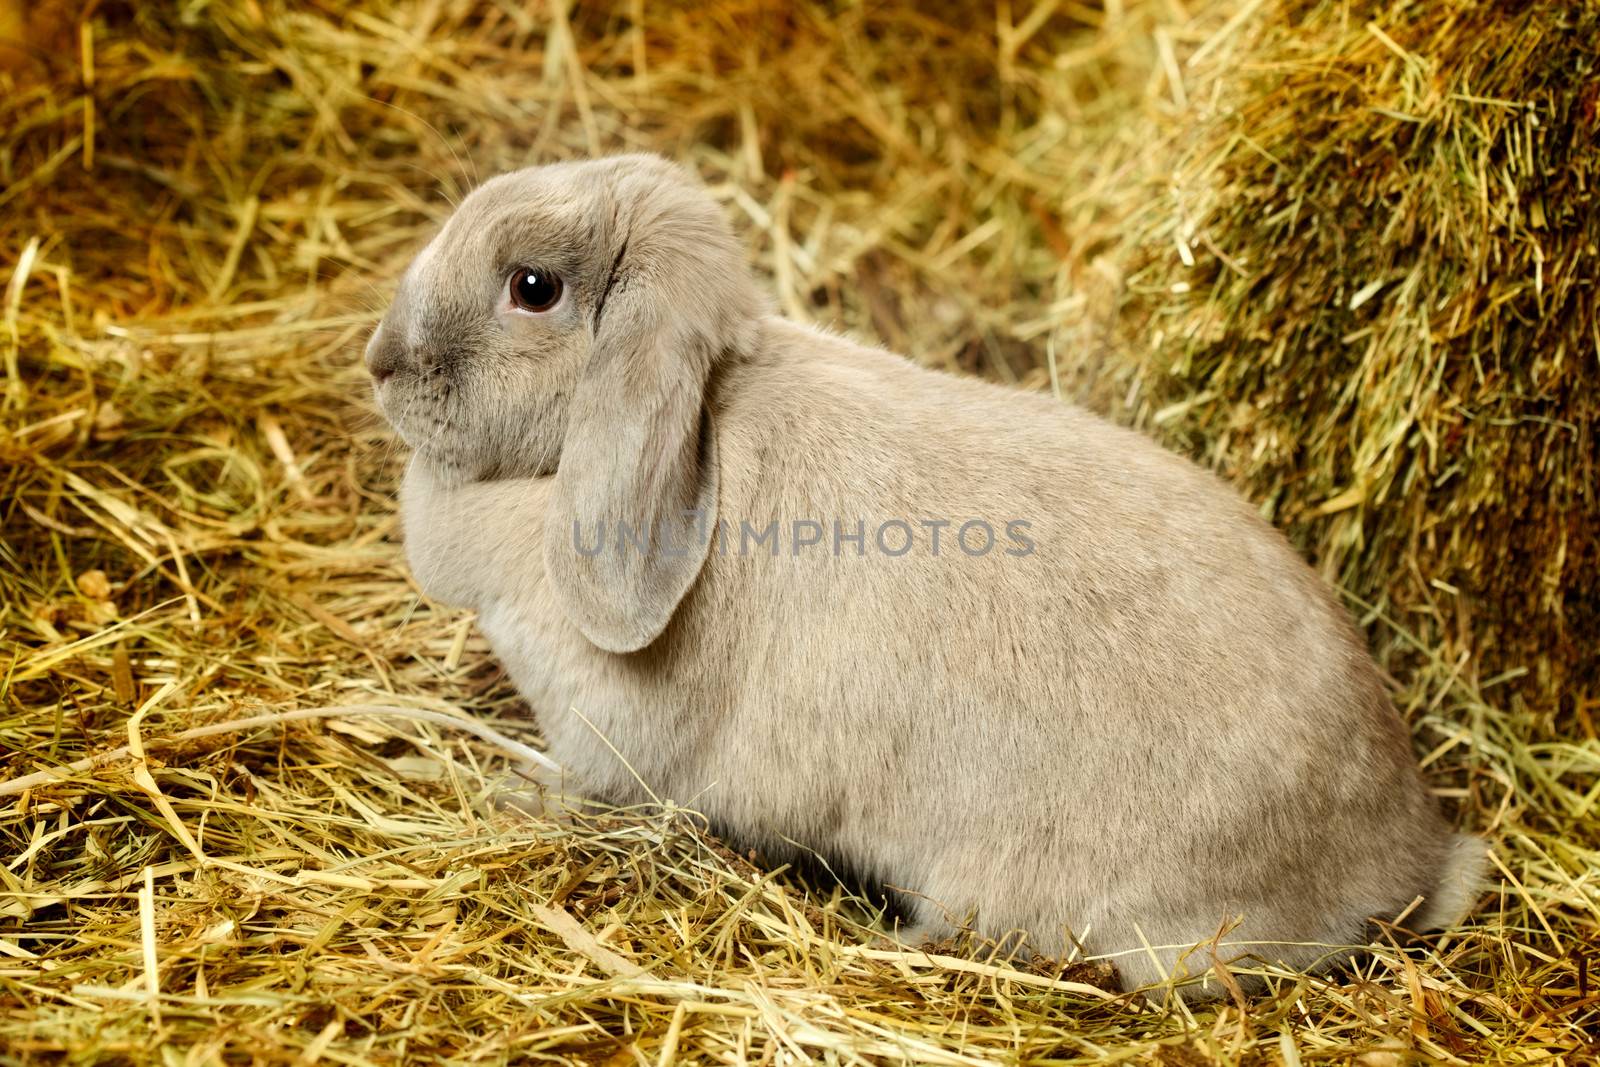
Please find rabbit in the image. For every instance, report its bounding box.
[365,153,1486,999]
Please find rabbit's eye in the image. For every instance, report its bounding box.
[508,267,563,313]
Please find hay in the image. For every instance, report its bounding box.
[0,1,1595,1062]
[1095,0,1600,723]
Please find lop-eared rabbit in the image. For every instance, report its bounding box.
[367,153,1483,999]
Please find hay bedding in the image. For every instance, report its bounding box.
[0,1,1595,1063]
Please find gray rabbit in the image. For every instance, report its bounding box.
[368,153,1484,997]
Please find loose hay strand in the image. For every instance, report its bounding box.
[0,704,561,800]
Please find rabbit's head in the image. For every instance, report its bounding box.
[368,154,764,652]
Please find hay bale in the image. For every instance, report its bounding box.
[0,0,79,77]
[1096,0,1599,720]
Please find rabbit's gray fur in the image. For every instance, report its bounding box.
[369,153,1484,998]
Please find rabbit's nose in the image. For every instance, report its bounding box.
[365,324,405,383]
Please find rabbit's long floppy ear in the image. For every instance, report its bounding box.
[545,159,760,653]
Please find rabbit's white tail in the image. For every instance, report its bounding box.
[1415,834,1489,931]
